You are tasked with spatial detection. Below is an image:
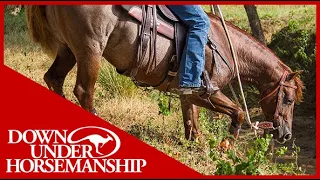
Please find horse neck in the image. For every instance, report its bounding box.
[209,15,286,96]
[233,31,285,95]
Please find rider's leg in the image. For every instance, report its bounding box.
[167,5,212,95]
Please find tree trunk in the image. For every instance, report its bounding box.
[244,5,266,45]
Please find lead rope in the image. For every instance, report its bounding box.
[211,5,259,135]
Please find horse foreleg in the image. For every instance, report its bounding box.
[73,52,101,115]
[186,90,245,139]
[44,47,76,97]
[208,91,245,139]
[180,95,200,140]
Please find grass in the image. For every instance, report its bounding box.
[4,5,315,175]
[98,63,138,99]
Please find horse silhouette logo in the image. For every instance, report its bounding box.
[67,126,121,158]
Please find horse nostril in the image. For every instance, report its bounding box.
[284,133,292,141]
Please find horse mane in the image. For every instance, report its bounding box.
[207,13,304,103]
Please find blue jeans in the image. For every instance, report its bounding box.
[167,5,210,87]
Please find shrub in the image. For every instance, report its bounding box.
[268,20,316,112]
[4,6,27,34]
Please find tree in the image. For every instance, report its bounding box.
[244,5,266,45]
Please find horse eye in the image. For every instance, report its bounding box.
[287,98,294,105]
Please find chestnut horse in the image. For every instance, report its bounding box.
[25,5,303,144]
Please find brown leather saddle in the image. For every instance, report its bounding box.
[120,5,230,97]
[121,5,186,88]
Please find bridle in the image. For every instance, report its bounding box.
[259,70,297,122]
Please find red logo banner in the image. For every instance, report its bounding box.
[0,66,202,178]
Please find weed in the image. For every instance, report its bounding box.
[157,94,171,116]
[275,140,305,175]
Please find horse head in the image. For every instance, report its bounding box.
[259,70,304,144]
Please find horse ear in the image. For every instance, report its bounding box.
[286,70,303,81]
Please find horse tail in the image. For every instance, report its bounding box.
[25,5,58,58]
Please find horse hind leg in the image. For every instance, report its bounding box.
[180,95,201,141]
[73,51,101,115]
[44,46,76,97]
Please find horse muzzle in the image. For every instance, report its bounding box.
[271,119,292,144]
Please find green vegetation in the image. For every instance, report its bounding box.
[98,63,138,98]
[4,5,315,175]
[210,134,304,175]
[4,6,27,34]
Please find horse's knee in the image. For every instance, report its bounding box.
[231,107,244,124]
[229,107,245,139]
[236,108,245,124]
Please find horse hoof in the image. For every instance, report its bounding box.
[90,109,98,116]
[185,132,200,141]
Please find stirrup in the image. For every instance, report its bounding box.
[200,70,219,98]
